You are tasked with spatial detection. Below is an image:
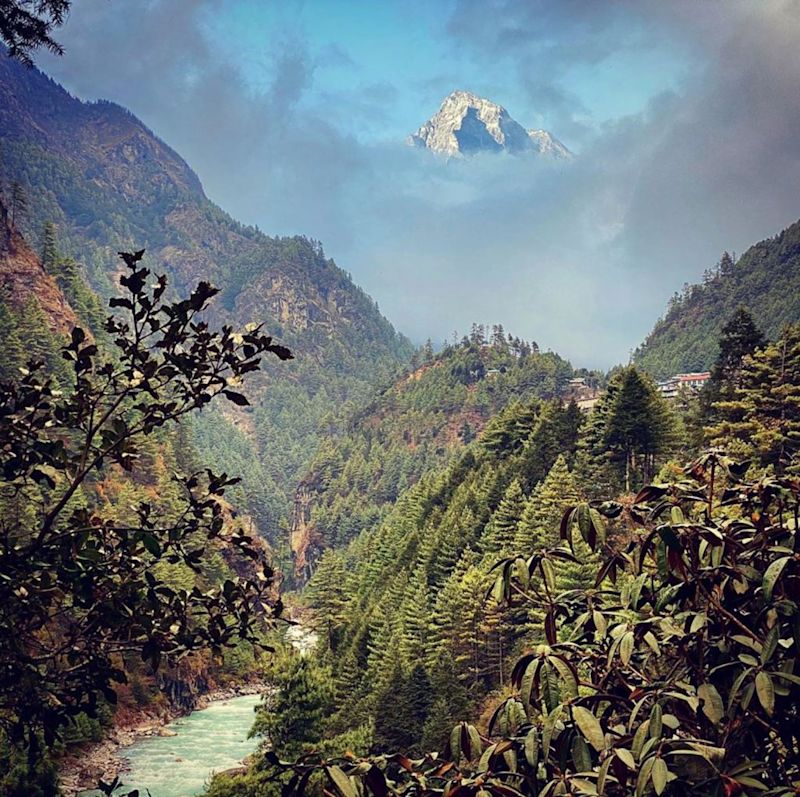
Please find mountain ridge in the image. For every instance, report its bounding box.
[0,53,413,550]
[634,218,800,378]
[407,90,571,159]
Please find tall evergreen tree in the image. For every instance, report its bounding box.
[398,567,430,666]
[251,654,333,758]
[0,299,25,381]
[513,455,578,554]
[517,400,581,492]
[373,664,432,755]
[9,181,28,228]
[481,479,526,555]
[39,221,58,270]
[304,550,351,652]
[701,307,765,425]
[708,323,800,473]
[603,366,675,491]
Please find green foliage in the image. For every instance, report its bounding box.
[707,323,800,472]
[303,399,586,750]
[635,227,800,378]
[603,366,677,490]
[482,478,526,555]
[374,665,432,755]
[0,64,414,555]
[0,251,288,756]
[0,1,70,64]
[700,307,765,425]
[251,651,333,759]
[10,180,27,226]
[0,294,71,384]
[0,296,25,380]
[576,366,677,493]
[39,222,105,334]
[298,338,574,553]
[0,736,59,797]
[284,451,800,795]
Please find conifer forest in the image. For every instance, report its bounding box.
[1,3,800,796]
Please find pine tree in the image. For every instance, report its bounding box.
[573,378,621,498]
[0,299,25,381]
[40,221,58,270]
[701,307,765,425]
[603,366,676,491]
[481,478,526,555]
[426,505,476,587]
[420,649,472,753]
[10,181,27,227]
[373,664,432,755]
[397,567,430,666]
[38,221,105,332]
[427,552,487,688]
[305,549,351,652]
[708,323,800,473]
[251,654,333,758]
[513,455,578,554]
[517,400,581,492]
[15,297,69,383]
[718,250,735,277]
[459,419,475,444]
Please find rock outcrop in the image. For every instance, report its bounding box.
[0,199,77,334]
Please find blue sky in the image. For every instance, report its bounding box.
[38,1,800,367]
[206,0,690,145]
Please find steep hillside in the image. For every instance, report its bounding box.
[0,198,76,334]
[290,330,576,578]
[0,209,281,790]
[297,394,588,754]
[634,219,800,378]
[0,53,413,547]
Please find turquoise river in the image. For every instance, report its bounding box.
[79,626,317,796]
[81,693,262,797]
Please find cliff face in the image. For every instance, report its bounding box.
[289,481,322,583]
[0,199,77,334]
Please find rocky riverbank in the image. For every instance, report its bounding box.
[59,683,266,796]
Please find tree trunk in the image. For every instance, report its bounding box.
[625,451,631,493]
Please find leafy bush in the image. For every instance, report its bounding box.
[0,250,291,757]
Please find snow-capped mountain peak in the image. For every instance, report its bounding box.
[407,90,571,159]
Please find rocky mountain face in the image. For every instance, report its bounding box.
[0,198,77,334]
[0,53,412,552]
[0,57,399,338]
[407,90,571,159]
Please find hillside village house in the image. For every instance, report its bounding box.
[657,371,710,399]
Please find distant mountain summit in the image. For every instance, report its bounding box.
[407,90,571,159]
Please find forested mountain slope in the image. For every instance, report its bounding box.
[634,218,800,378]
[289,329,577,578]
[0,205,277,790]
[298,396,589,755]
[0,53,412,548]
